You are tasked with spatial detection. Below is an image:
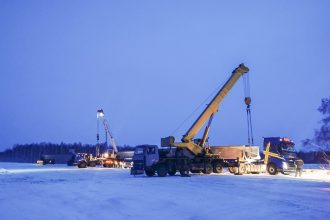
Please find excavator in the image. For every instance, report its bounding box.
[131,64,262,177]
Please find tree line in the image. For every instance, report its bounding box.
[0,141,329,164]
[0,142,135,163]
[1,96,329,164]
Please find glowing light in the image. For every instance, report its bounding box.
[97,109,105,118]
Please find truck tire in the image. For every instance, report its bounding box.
[168,170,176,176]
[157,165,168,177]
[213,162,223,173]
[180,170,190,177]
[145,170,155,177]
[167,163,176,176]
[78,161,87,168]
[267,163,278,175]
[238,164,246,174]
[202,163,212,174]
[228,167,236,174]
[89,162,96,167]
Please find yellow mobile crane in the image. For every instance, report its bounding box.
[131,64,260,177]
[163,64,249,155]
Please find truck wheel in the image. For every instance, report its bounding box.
[168,170,176,176]
[180,170,190,177]
[145,170,155,177]
[238,164,246,174]
[89,162,96,167]
[213,162,223,173]
[78,161,87,168]
[202,164,212,174]
[267,164,278,175]
[228,167,236,174]
[157,165,168,177]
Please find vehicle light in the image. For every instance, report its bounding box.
[283,138,290,142]
[282,162,288,170]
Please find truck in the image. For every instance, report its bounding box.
[130,64,299,177]
[131,64,254,177]
[262,137,297,175]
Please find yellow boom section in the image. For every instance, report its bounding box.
[173,64,249,155]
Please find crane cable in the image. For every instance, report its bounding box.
[171,81,226,136]
[243,73,254,146]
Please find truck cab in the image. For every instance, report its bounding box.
[263,137,297,175]
[131,145,160,176]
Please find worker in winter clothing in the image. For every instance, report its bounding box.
[294,158,304,177]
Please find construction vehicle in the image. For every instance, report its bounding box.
[76,153,99,168]
[96,109,121,168]
[131,64,260,177]
[76,109,122,169]
[210,137,298,175]
[131,63,299,176]
[262,137,297,175]
[76,110,133,169]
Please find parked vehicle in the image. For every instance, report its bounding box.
[131,64,251,177]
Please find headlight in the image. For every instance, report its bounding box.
[282,162,288,170]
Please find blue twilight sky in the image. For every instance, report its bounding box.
[0,0,329,151]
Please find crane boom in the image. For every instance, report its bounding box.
[163,64,249,155]
[183,64,249,142]
[103,119,118,153]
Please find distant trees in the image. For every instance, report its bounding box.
[0,142,135,163]
[303,96,330,150]
[303,96,330,165]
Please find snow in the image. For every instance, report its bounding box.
[0,163,329,220]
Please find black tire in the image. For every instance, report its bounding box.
[180,170,190,177]
[157,165,168,177]
[228,167,237,174]
[78,161,87,168]
[145,170,155,177]
[168,170,176,176]
[267,163,278,175]
[89,162,96,167]
[213,162,223,173]
[202,163,213,174]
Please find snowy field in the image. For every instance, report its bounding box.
[0,163,329,220]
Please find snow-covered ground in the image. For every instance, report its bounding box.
[0,163,329,220]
